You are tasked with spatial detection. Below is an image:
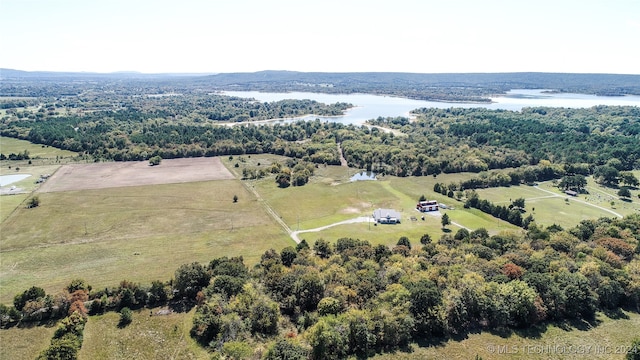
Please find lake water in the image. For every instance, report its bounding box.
[222,90,640,125]
[350,171,377,181]
[0,174,31,186]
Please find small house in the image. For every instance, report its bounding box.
[373,208,401,224]
[565,190,578,197]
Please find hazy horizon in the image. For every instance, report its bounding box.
[1,0,639,75]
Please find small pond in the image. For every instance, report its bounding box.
[350,171,377,181]
[0,174,31,187]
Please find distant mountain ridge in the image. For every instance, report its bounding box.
[2,68,640,99]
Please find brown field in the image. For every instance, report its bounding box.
[37,157,234,193]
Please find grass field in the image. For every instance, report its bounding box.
[1,154,636,305]
[0,136,78,160]
[0,322,57,360]
[475,179,640,229]
[79,308,210,360]
[0,164,63,221]
[1,150,640,358]
[0,180,292,304]
[373,311,640,360]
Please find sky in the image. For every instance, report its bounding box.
[1,0,639,74]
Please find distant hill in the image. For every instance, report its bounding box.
[2,69,639,100]
[196,70,640,98]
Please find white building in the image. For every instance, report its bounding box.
[373,208,401,224]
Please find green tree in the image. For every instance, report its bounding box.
[296,239,310,252]
[306,317,349,360]
[294,271,325,311]
[249,298,280,335]
[37,336,81,360]
[66,279,89,293]
[618,187,632,199]
[147,280,169,306]
[407,279,442,335]
[594,165,619,185]
[441,213,451,229]
[420,233,432,245]
[454,228,470,241]
[264,338,309,360]
[620,171,640,187]
[276,169,291,188]
[511,198,525,209]
[233,194,238,203]
[14,286,46,311]
[396,236,411,249]
[280,246,297,267]
[313,239,332,259]
[317,297,343,316]
[174,262,210,300]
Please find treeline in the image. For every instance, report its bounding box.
[4,214,640,359]
[1,117,344,165]
[0,149,30,161]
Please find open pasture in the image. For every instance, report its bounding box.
[0,178,291,304]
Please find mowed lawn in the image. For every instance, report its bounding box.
[0,180,292,304]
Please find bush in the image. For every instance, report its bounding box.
[222,341,252,359]
[149,155,162,166]
[264,338,309,360]
[119,307,133,327]
[26,196,40,208]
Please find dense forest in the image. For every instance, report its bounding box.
[4,215,640,359]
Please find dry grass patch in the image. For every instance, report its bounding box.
[38,157,234,193]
